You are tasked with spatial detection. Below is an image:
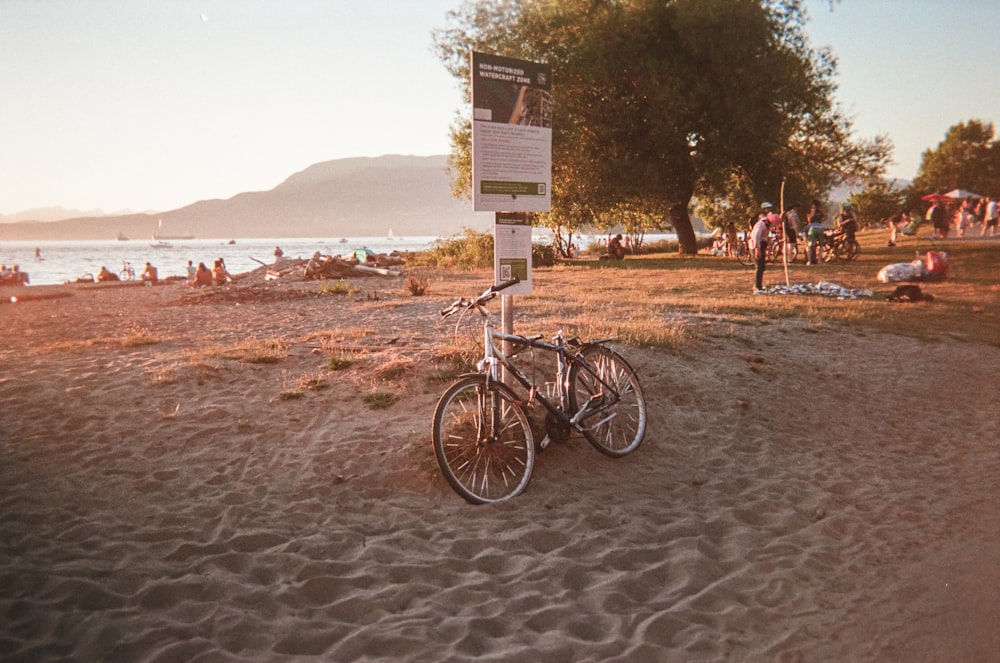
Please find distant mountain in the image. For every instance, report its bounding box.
[0,155,492,241]
[0,206,140,223]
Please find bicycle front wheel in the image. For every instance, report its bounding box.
[569,345,646,457]
[432,375,534,504]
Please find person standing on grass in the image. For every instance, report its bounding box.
[749,202,772,293]
[982,197,998,237]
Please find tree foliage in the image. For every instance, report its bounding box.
[906,119,1000,207]
[433,0,890,254]
[848,179,905,227]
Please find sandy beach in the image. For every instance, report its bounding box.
[1,265,998,662]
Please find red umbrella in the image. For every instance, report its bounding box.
[921,193,950,202]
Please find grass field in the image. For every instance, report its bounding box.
[508,227,1000,349]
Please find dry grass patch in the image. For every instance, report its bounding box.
[363,390,399,409]
[371,356,415,383]
[210,337,289,364]
[118,324,161,348]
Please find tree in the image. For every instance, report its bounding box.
[907,120,1000,206]
[433,0,890,254]
[849,179,905,228]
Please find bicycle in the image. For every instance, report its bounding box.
[119,260,136,281]
[735,235,753,266]
[432,278,647,504]
[737,232,799,266]
[766,234,799,264]
[821,230,860,262]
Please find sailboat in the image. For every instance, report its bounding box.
[152,218,194,241]
[387,228,395,240]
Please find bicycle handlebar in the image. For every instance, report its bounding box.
[439,277,520,317]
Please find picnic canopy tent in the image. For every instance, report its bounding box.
[944,189,983,200]
[921,189,983,202]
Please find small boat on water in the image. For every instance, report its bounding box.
[116,231,129,241]
[152,219,194,241]
[150,238,172,248]
[387,228,395,240]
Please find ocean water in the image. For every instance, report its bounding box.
[1,230,692,286]
[0,236,440,286]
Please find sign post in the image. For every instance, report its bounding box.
[470,51,552,345]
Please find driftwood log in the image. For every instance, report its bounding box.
[247,253,402,283]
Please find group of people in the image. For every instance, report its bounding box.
[922,196,998,239]
[748,199,857,292]
[0,264,29,286]
[185,258,232,287]
[94,262,159,283]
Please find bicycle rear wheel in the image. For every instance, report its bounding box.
[839,239,861,261]
[432,375,534,504]
[569,345,646,457]
[735,241,753,266]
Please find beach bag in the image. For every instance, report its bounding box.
[877,260,927,283]
[925,251,948,276]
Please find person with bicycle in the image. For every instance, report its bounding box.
[836,202,858,242]
[749,202,772,293]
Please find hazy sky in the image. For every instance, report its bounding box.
[2,0,998,214]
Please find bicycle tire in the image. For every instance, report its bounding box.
[842,239,861,261]
[569,345,646,457]
[119,270,133,281]
[432,375,534,504]
[735,241,753,266]
[783,241,799,264]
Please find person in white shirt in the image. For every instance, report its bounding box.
[750,202,773,293]
[981,197,998,237]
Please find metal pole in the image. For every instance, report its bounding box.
[501,293,513,383]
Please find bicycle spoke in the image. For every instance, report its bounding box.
[433,376,534,504]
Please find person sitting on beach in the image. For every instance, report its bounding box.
[607,234,625,260]
[2,264,29,285]
[273,246,284,259]
[185,260,197,284]
[194,262,213,287]
[96,265,119,282]
[141,262,158,284]
[212,258,231,285]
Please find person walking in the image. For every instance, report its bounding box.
[750,202,772,293]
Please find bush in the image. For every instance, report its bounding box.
[405,275,429,296]
[532,242,555,267]
[408,229,494,270]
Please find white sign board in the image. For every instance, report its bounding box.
[471,52,552,213]
[494,212,533,295]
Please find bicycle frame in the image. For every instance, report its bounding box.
[474,308,618,438]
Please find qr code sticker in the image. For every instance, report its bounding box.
[500,264,512,281]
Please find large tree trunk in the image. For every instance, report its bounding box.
[667,198,698,255]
